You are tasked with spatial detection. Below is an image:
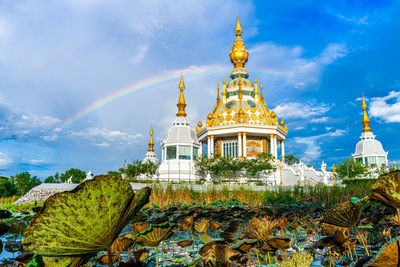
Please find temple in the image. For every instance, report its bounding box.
[157,74,201,181]
[352,95,388,168]
[196,16,287,160]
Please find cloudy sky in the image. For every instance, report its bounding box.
[0,0,399,179]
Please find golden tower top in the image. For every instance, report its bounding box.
[361,95,371,132]
[176,74,187,117]
[148,126,154,152]
[230,16,248,69]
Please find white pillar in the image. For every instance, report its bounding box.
[281,140,285,162]
[274,137,278,159]
[221,141,224,157]
[190,145,193,160]
[237,133,242,157]
[199,142,203,156]
[176,145,179,160]
[162,148,164,161]
[207,136,211,158]
[242,133,247,157]
[362,157,365,165]
[269,134,274,158]
[210,135,214,156]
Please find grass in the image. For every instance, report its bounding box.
[148,184,373,207]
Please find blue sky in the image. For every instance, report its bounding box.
[0,0,399,179]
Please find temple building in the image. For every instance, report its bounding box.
[142,126,159,165]
[157,75,201,181]
[352,96,388,168]
[196,16,288,160]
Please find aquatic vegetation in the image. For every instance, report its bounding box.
[22,175,151,266]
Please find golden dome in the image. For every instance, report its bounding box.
[280,119,285,126]
[229,16,248,68]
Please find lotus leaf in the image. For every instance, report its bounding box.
[243,216,277,241]
[210,222,223,231]
[132,222,149,233]
[230,239,258,253]
[194,219,210,233]
[135,222,174,247]
[96,253,121,265]
[0,222,10,236]
[110,233,135,254]
[132,247,149,262]
[199,234,213,244]
[178,216,193,231]
[177,240,193,248]
[365,235,400,266]
[0,209,12,219]
[321,201,362,227]
[370,170,400,209]
[266,236,292,252]
[280,252,313,267]
[199,241,238,267]
[22,175,151,259]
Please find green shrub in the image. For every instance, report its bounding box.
[342,178,376,188]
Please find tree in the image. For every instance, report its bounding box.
[284,154,300,166]
[0,177,17,197]
[140,162,158,178]
[336,157,368,178]
[44,172,61,183]
[60,168,86,183]
[15,172,41,196]
[107,171,122,178]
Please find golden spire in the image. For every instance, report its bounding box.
[148,126,154,152]
[254,75,258,100]
[176,73,187,117]
[222,77,226,102]
[259,81,264,102]
[234,15,243,35]
[230,16,249,68]
[217,83,221,105]
[361,95,371,132]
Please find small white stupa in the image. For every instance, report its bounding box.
[158,74,201,181]
[142,126,159,165]
[352,95,388,168]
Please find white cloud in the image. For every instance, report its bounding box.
[273,102,331,119]
[310,117,329,123]
[0,152,13,168]
[337,14,369,25]
[293,129,346,162]
[131,44,149,64]
[369,91,400,122]
[69,127,144,145]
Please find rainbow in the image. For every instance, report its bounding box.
[60,66,297,129]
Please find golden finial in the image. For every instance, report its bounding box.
[260,81,264,102]
[254,75,258,100]
[222,78,226,102]
[234,15,243,36]
[361,95,371,132]
[254,75,257,84]
[223,77,226,85]
[176,74,187,117]
[217,83,221,105]
[230,16,249,68]
[280,119,285,126]
[148,126,154,152]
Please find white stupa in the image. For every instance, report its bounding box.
[158,74,201,181]
[352,96,388,168]
[142,126,159,165]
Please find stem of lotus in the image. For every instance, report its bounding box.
[247,252,251,267]
[347,246,353,263]
[161,240,165,264]
[352,246,358,260]
[354,227,369,256]
[267,252,272,267]
[328,248,333,267]
[156,245,159,267]
[106,247,113,267]
[254,249,261,267]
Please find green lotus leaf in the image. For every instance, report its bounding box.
[365,234,400,266]
[321,201,362,227]
[22,175,151,258]
[280,252,314,267]
[371,171,400,209]
[135,222,174,247]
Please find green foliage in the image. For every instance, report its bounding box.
[22,175,151,264]
[284,154,300,166]
[60,168,86,183]
[44,172,61,183]
[14,172,41,196]
[0,177,17,197]
[107,171,122,178]
[336,157,368,178]
[120,160,159,178]
[194,154,275,179]
[342,178,375,187]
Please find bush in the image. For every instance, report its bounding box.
[342,178,376,188]
[0,177,17,197]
